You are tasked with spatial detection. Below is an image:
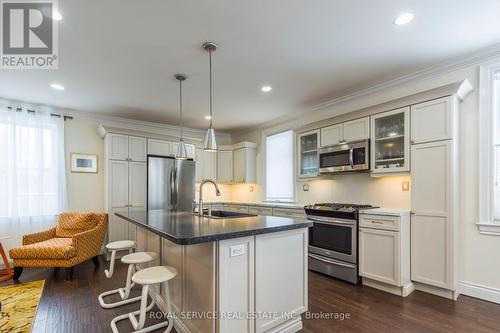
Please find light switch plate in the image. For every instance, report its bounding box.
[230,244,245,257]
[303,184,310,191]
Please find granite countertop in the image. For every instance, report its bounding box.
[204,201,305,209]
[359,208,411,217]
[116,210,312,245]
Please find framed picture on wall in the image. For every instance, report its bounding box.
[70,153,98,173]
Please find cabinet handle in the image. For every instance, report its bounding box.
[371,220,384,224]
[410,140,415,144]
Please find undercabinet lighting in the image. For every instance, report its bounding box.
[394,12,414,25]
[50,83,64,90]
[261,85,272,92]
[53,9,63,21]
[205,115,212,120]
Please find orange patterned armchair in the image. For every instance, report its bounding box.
[9,212,108,280]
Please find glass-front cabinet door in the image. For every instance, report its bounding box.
[298,130,320,178]
[370,107,410,174]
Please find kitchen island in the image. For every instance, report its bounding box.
[116,210,311,333]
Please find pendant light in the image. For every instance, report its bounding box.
[203,42,218,152]
[175,74,188,160]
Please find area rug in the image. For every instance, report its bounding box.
[0,280,45,333]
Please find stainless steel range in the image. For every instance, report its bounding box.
[305,203,377,284]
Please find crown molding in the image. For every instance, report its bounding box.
[231,43,500,137]
[0,97,232,141]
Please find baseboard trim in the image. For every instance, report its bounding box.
[362,278,415,297]
[458,281,500,304]
[413,282,458,300]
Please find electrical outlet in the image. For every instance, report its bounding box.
[303,184,310,192]
[402,181,410,191]
[230,244,245,257]
[249,185,254,192]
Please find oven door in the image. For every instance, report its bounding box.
[308,216,357,264]
[319,140,369,173]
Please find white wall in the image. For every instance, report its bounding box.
[232,57,500,293]
[65,118,105,212]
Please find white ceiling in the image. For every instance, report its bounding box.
[2,0,500,132]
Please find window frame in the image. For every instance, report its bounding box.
[262,128,296,202]
[478,62,500,235]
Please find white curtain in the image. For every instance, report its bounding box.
[0,106,67,259]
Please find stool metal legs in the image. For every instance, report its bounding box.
[99,263,141,309]
[105,247,134,279]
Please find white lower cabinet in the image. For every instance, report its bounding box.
[359,212,412,297]
[359,228,401,286]
[248,206,273,216]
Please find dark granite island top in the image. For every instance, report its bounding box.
[115,209,312,245]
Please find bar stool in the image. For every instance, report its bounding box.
[105,240,136,278]
[111,265,177,333]
[98,251,157,309]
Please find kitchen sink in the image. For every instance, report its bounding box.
[202,210,257,219]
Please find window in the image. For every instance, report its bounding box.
[265,130,294,201]
[478,63,500,235]
[0,108,67,219]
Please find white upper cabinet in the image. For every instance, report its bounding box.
[107,134,146,161]
[233,147,256,183]
[298,130,320,178]
[320,124,343,146]
[148,139,172,157]
[129,136,147,161]
[108,134,129,160]
[202,151,218,180]
[217,150,234,183]
[195,148,204,182]
[320,117,369,147]
[411,96,453,144]
[371,107,410,174]
[343,117,370,142]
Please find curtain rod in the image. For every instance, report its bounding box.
[7,106,73,121]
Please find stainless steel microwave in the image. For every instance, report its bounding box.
[319,139,369,174]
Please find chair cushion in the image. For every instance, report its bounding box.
[9,237,76,260]
[55,212,99,237]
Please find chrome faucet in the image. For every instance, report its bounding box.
[198,179,221,216]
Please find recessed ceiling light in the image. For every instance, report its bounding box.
[50,83,64,90]
[53,9,63,21]
[394,12,414,25]
[205,115,212,120]
[261,85,272,92]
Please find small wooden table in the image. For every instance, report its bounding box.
[0,236,13,282]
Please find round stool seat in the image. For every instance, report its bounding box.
[121,252,157,265]
[106,240,136,251]
[132,266,177,285]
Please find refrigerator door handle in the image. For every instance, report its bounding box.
[173,167,178,208]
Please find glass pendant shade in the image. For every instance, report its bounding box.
[203,126,218,152]
[176,139,188,160]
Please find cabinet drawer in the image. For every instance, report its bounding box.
[359,214,400,231]
[272,208,305,219]
[249,206,273,216]
[224,204,249,213]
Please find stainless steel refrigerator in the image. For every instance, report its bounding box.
[148,156,195,212]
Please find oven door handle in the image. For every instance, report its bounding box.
[307,216,355,226]
[308,253,356,268]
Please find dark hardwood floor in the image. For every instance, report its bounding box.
[2,257,500,333]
